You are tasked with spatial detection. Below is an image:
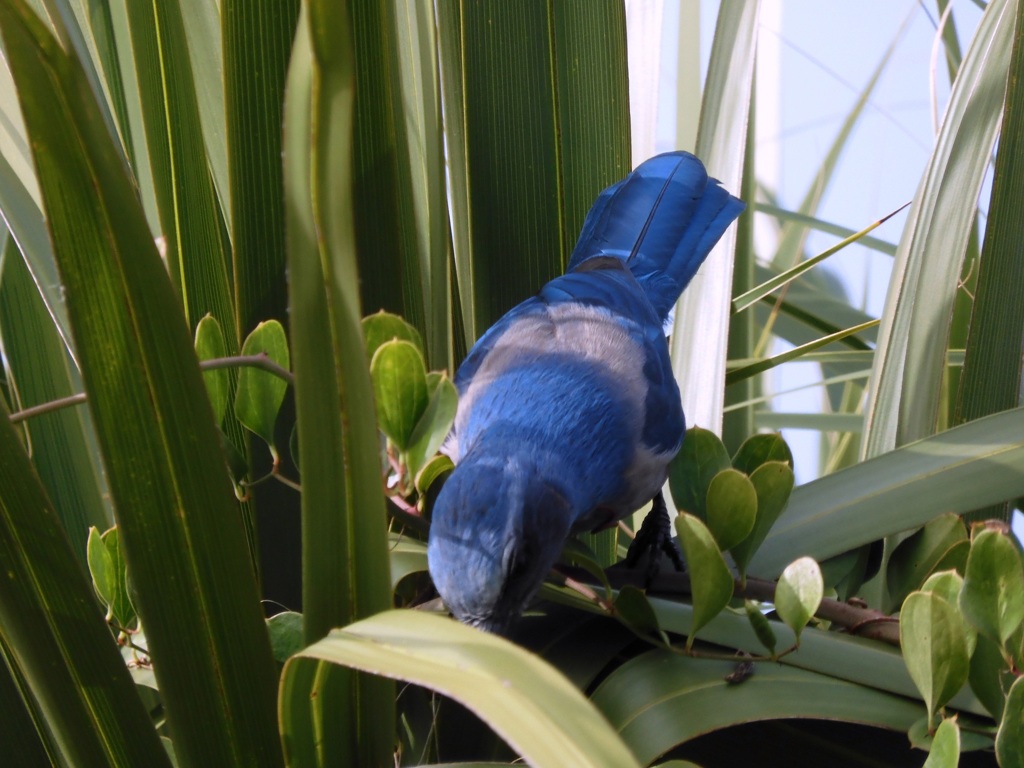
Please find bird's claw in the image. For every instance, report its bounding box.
[625,491,684,585]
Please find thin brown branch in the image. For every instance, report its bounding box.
[567,564,900,647]
[7,354,294,424]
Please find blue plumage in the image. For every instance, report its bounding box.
[428,152,744,633]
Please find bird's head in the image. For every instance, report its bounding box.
[427,452,574,634]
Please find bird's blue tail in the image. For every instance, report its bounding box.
[567,152,745,321]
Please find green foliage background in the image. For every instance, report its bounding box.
[0,1,1022,766]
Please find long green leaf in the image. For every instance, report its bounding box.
[670,0,758,433]
[863,0,1016,456]
[591,650,924,766]
[122,0,235,338]
[436,0,631,342]
[751,407,1024,577]
[953,0,1024,522]
[224,0,299,336]
[0,391,167,766]
[348,0,429,347]
[391,0,453,370]
[0,644,52,765]
[285,610,642,768]
[0,3,283,763]
[578,588,988,718]
[0,238,109,558]
[283,1,393,762]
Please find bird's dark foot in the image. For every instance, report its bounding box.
[625,491,684,585]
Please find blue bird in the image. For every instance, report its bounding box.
[427,152,744,634]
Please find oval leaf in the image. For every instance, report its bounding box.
[370,339,429,451]
[362,310,424,361]
[415,453,454,499]
[745,599,777,656]
[194,313,229,425]
[959,528,1024,646]
[674,512,734,649]
[100,527,136,631]
[886,513,968,613]
[729,460,795,578]
[923,717,960,768]
[775,556,823,640]
[86,526,114,609]
[900,591,971,724]
[968,634,1012,721]
[921,570,976,657]
[267,612,305,665]
[731,432,793,475]
[996,675,1024,768]
[668,427,731,521]
[235,319,291,457]
[705,468,757,551]
[614,585,664,643]
[405,372,457,478]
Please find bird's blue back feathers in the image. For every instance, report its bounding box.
[568,152,745,320]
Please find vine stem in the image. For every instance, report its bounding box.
[563,563,900,647]
[7,353,294,424]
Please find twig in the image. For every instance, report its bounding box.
[564,563,900,647]
[7,354,294,424]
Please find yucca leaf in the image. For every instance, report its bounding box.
[953,0,1024,522]
[0,2,284,763]
[282,1,394,762]
[751,407,1024,577]
[863,0,1015,455]
[0,388,167,766]
[224,0,299,335]
[670,1,759,433]
[0,237,110,556]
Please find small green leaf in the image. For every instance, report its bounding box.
[675,512,734,650]
[923,717,960,768]
[362,310,424,361]
[102,528,135,631]
[668,427,731,521]
[614,585,664,643]
[729,461,795,578]
[731,432,793,475]
[921,570,976,657]
[959,528,1024,646]
[87,526,114,608]
[87,526,136,630]
[235,320,291,459]
[705,469,757,552]
[775,557,823,640]
[267,612,305,664]
[194,314,229,425]
[405,373,457,478]
[745,600,777,656]
[370,339,429,451]
[996,675,1024,767]
[561,539,613,601]
[969,634,1013,720]
[886,513,968,612]
[900,591,971,724]
[415,453,453,498]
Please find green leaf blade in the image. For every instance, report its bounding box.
[675,512,734,647]
[959,528,1024,646]
[286,610,642,768]
[775,557,823,640]
[0,3,284,763]
[235,319,291,454]
[900,592,971,723]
